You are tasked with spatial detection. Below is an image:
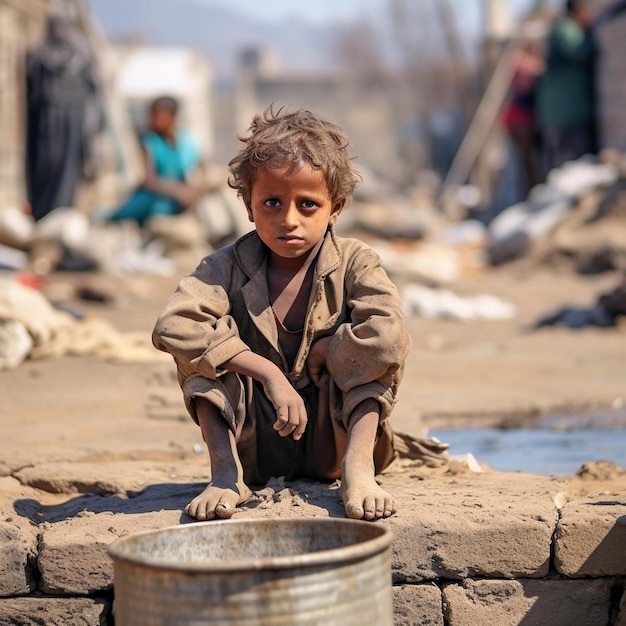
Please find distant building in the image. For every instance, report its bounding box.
[216,45,408,184]
[590,0,626,150]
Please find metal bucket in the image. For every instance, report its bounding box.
[109,517,392,626]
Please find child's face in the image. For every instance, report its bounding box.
[150,106,176,135]
[247,163,343,265]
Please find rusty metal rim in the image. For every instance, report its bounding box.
[108,517,392,573]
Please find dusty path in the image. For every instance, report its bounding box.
[1,264,625,471]
[395,265,626,431]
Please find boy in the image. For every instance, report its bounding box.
[108,96,202,225]
[153,108,411,521]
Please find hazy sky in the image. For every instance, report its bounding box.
[191,0,540,27]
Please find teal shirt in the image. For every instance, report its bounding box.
[537,18,597,130]
[111,129,201,225]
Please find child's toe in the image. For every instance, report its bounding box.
[215,499,235,519]
[362,495,377,520]
[344,498,365,519]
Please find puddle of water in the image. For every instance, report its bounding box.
[431,410,626,477]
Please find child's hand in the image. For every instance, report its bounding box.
[222,352,307,440]
[263,376,308,441]
[308,337,332,386]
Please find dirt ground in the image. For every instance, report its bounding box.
[1,260,625,489]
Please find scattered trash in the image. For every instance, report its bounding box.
[75,285,116,304]
[0,244,28,270]
[0,320,34,370]
[448,453,484,474]
[546,160,618,198]
[439,219,488,246]
[533,277,626,329]
[488,197,573,265]
[403,285,516,321]
[484,158,621,266]
[377,242,461,284]
[0,278,166,369]
[0,205,34,249]
[534,304,614,329]
[117,240,177,277]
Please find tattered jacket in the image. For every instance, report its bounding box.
[152,228,411,422]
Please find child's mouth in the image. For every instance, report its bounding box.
[280,236,306,246]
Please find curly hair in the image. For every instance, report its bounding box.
[228,107,360,207]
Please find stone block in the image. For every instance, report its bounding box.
[0,597,109,626]
[380,473,557,581]
[443,579,611,626]
[393,584,443,626]
[38,509,182,594]
[35,477,340,595]
[0,520,37,596]
[15,461,208,497]
[555,496,626,577]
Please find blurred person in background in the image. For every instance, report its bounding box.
[26,12,99,221]
[502,41,544,196]
[107,96,204,226]
[537,0,626,174]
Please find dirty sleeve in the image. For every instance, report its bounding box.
[325,243,411,420]
[152,255,250,380]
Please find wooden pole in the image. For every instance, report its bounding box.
[440,20,547,212]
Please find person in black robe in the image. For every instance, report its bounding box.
[25,12,98,221]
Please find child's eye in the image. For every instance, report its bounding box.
[264,198,281,208]
[301,200,318,210]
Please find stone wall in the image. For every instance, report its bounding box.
[0,472,624,625]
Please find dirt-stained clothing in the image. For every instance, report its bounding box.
[152,228,410,485]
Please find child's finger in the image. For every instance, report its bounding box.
[277,409,299,437]
[292,407,308,441]
[273,406,289,431]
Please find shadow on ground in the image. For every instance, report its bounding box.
[12,479,346,525]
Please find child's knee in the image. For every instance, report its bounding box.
[184,374,243,429]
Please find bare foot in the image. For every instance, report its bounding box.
[185,479,253,521]
[188,398,253,521]
[340,462,396,521]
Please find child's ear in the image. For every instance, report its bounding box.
[328,199,345,226]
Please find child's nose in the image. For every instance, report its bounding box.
[281,203,299,229]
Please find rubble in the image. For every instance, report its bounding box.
[403,285,516,321]
[0,279,166,370]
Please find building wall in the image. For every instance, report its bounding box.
[591,0,626,150]
[0,0,48,208]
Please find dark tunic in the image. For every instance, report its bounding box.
[25,42,95,220]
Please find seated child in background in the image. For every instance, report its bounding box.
[153,107,411,521]
[108,96,203,226]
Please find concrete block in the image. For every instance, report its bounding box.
[443,578,611,626]
[393,584,443,626]
[381,473,557,581]
[0,520,37,597]
[0,597,109,626]
[38,510,181,594]
[555,496,626,577]
[15,461,208,497]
